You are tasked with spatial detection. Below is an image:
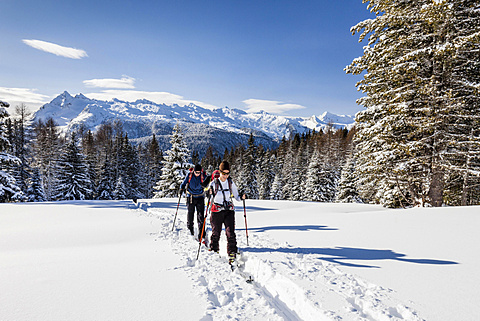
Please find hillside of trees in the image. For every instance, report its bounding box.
[0,99,359,204]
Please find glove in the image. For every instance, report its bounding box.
[179,188,185,196]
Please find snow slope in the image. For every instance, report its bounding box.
[1,200,478,320]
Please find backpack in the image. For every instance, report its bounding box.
[211,170,220,180]
[211,176,234,212]
[185,167,206,196]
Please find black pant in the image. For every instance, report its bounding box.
[187,196,205,237]
[210,210,237,255]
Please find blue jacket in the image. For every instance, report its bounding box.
[180,172,210,197]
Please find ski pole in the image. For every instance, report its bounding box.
[243,198,249,246]
[172,192,183,231]
[196,195,212,260]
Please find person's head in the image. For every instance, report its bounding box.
[194,164,202,176]
[219,161,230,178]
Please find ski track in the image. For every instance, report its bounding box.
[137,202,424,321]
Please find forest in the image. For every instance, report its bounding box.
[0,103,359,205]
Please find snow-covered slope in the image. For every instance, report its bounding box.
[32,91,355,141]
[2,200,477,321]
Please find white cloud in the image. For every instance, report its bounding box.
[85,90,219,110]
[83,76,136,89]
[242,99,306,114]
[22,39,88,59]
[0,87,50,110]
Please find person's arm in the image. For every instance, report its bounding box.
[179,174,189,193]
[230,180,242,202]
[201,174,211,188]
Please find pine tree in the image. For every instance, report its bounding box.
[317,165,339,203]
[26,168,46,202]
[9,104,32,196]
[54,133,92,200]
[231,144,245,188]
[289,157,303,201]
[113,176,127,200]
[269,138,287,200]
[269,172,283,200]
[141,134,163,198]
[258,150,276,199]
[346,0,480,207]
[240,134,259,199]
[280,136,300,200]
[335,155,362,203]
[0,101,22,202]
[201,146,220,171]
[33,118,61,201]
[153,123,190,198]
[81,130,97,198]
[96,149,115,200]
[122,135,144,199]
[303,148,323,202]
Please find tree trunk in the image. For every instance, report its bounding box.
[428,167,444,207]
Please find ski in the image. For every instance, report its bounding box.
[229,252,253,284]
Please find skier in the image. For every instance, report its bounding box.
[179,164,211,240]
[208,160,246,262]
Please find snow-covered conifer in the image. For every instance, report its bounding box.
[258,151,276,199]
[346,0,480,207]
[280,136,300,200]
[269,172,283,200]
[290,139,308,201]
[122,135,144,199]
[8,104,32,196]
[318,166,339,203]
[113,176,127,200]
[144,134,163,198]
[81,130,97,197]
[96,151,114,200]
[153,123,190,198]
[54,133,92,200]
[26,168,46,202]
[289,160,303,201]
[32,118,61,201]
[303,148,323,202]
[335,155,362,203]
[240,134,259,199]
[0,101,22,202]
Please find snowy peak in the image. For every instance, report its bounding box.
[319,111,354,125]
[49,91,74,107]
[33,92,355,139]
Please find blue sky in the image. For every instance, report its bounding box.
[0,0,374,117]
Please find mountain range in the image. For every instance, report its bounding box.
[32,91,355,155]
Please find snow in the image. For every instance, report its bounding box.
[0,201,206,321]
[1,199,479,321]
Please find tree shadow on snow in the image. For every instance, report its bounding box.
[136,199,188,212]
[243,246,459,268]
[18,200,135,209]
[136,201,275,212]
[241,205,277,212]
[238,225,338,232]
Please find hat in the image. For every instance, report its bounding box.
[194,164,202,172]
[219,160,230,172]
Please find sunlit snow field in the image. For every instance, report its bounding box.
[1,199,478,320]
